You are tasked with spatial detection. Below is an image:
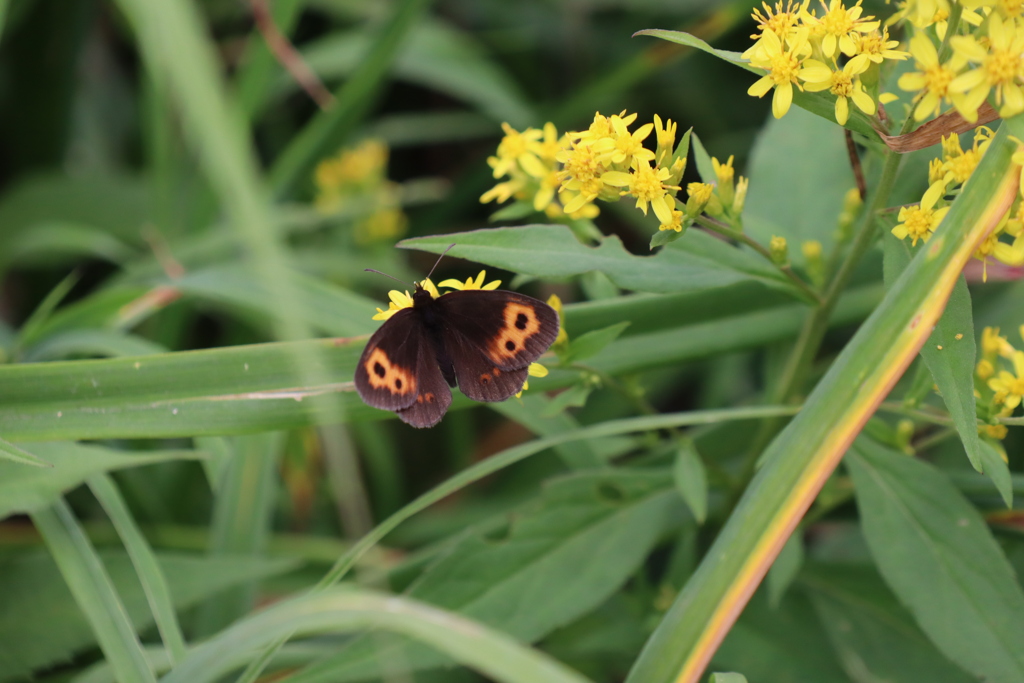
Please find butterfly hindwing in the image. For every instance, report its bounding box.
[435,290,559,401]
[355,309,452,426]
[442,330,531,402]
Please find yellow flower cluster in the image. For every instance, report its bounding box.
[975,326,1024,442]
[744,1,908,124]
[482,112,699,231]
[314,139,407,244]
[897,3,1024,122]
[892,128,1024,275]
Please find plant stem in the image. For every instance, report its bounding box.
[731,111,920,494]
[695,215,823,304]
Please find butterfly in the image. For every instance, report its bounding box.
[355,277,559,428]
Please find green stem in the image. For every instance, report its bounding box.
[732,112,919,492]
[876,401,955,426]
[695,215,823,305]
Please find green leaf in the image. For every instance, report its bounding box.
[633,29,879,141]
[690,132,716,186]
[0,436,50,467]
[0,173,152,272]
[295,472,679,682]
[712,589,848,682]
[161,588,593,683]
[848,437,1024,683]
[673,441,707,524]
[766,532,803,607]
[978,440,1013,508]
[401,224,798,297]
[294,19,534,127]
[565,322,630,363]
[30,501,156,683]
[0,550,297,681]
[87,475,188,664]
[709,674,747,683]
[491,394,610,470]
[0,282,879,442]
[882,231,1001,496]
[5,221,135,267]
[744,107,856,260]
[540,383,594,418]
[194,433,283,636]
[173,264,379,336]
[801,563,975,683]
[650,226,688,249]
[22,329,168,362]
[0,442,203,520]
[16,271,80,349]
[0,339,369,441]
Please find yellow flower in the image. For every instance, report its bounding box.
[712,155,736,207]
[892,182,949,245]
[601,114,656,166]
[898,33,964,120]
[800,57,875,124]
[315,139,391,213]
[488,123,544,179]
[659,209,686,232]
[949,14,1024,122]
[977,358,995,380]
[480,177,526,205]
[982,423,1009,440]
[982,326,1015,358]
[803,0,880,59]
[685,182,714,217]
[546,294,569,348]
[516,362,550,398]
[438,270,502,291]
[988,350,1024,409]
[653,114,678,166]
[747,27,814,119]
[770,235,789,263]
[802,239,823,259]
[557,139,608,211]
[529,122,565,166]
[371,280,440,320]
[355,205,407,244]
[602,160,679,225]
[750,1,808,43]
[850,26,909,67]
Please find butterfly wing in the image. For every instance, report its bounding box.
[434,290,559,402]
[355,309,452,427]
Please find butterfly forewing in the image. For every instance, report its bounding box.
[435,290,559,371]
[355,309,451,425]
[436,290,558,401]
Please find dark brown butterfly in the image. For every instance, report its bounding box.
[355,280,559,428]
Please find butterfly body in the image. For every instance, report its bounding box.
[355,283,559,428]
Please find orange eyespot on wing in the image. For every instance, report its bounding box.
[488,302,544,364]
[362,347,417,397]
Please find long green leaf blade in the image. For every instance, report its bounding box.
[30,500,156,683]
[87,475,188,664]
[848,438,1024,682]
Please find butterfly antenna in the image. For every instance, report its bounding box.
[364,269,412,287]
[423,244,456,283]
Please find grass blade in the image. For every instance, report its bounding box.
[30,500,156,683]
[0,435,50,467]
[162,588,593,683]
[87,474,188,664]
